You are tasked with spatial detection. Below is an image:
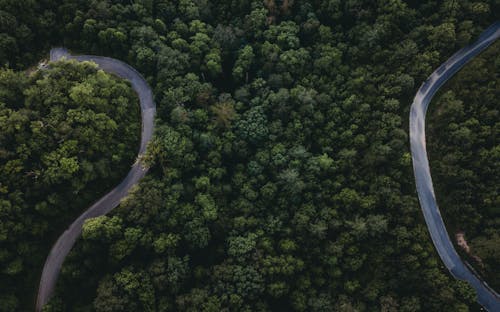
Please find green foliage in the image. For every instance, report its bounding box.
[2,0,499,311]
[428,41,500,289]
[0,60,139,311]
[233,45,255,82]
[235,106,269,145]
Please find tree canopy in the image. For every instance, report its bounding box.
[0,0,498,311]
[0,60,139,311]
[428,41,500,290]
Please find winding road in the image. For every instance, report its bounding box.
[35,48,156,312]
[410,23,500,311]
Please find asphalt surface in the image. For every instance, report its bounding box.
[35,48,156,311]
[410,23,500,311]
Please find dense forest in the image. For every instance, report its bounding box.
[0,0,498,311]
[0,61,140,310]
[427,41,500,291]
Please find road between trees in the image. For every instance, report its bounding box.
[35,48,156,311]
[410,23,500,311]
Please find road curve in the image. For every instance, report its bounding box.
[410,23,500,310]
[35,48,156,311]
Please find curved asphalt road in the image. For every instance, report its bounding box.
[410,23,500,310]
[35,48,156,311]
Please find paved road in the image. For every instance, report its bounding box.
[410,23,500,311]
[35,48,156,311]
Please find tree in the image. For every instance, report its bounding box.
[203,49,222,77]
[233,45,254,82]
[235,106,269,145]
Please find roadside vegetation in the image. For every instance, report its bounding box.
[0,60,140,311]
[427,41,500,291]
[0,0,498,311]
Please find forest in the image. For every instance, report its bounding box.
[427,41,500,291]
[0,0,498,311]
[0,60,140,310]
